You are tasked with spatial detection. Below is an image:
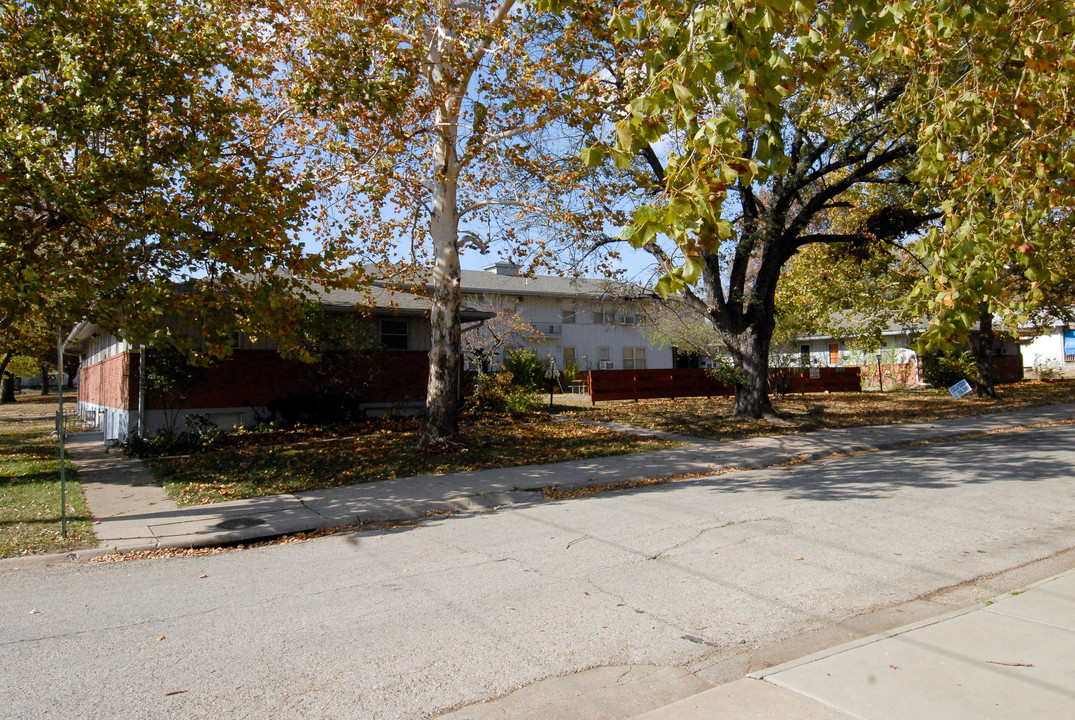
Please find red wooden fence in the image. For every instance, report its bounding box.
[587,369,731,404]
[779,367,862,394]
[588,366,862,405]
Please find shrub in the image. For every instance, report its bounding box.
[503,348,546,390]
[465,371,544,417]
[1033,355,1062,381]
[921,351,975,388]
[706,355,743,388]
[503,388,544,415]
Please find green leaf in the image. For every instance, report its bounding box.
[579,146,605,166]
[681,256,702,285]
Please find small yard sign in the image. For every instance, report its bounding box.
[809,367,820,379]
[949,379,972,399]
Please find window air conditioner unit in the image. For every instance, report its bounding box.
[598,360,614,370]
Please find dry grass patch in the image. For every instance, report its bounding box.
[152,417,676,506]
[557,380,1075,442]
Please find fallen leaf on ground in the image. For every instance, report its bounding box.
[987,660,1033,667]
[156,636,166,642]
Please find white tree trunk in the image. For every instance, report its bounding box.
[419,36,464,448]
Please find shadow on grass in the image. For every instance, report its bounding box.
[0,514,93,527]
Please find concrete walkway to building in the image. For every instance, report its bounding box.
[63,402,1075,556]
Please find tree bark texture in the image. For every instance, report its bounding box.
[974,302,998,399]
[0,351,14,404]
[418,49,464,450]
[40,364,49,395]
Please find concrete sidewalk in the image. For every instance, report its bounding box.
[66,402,1075,556]
[629,568,1075,719]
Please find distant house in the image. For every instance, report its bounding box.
[795,321,927,370]
[70,284,493,443]
[1021,321,1075,374]
[459,262,673,374]
[796,320,1024,387]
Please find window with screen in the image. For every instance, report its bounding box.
[379,319,409,350]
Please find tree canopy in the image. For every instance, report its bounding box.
[571,0,1075,414]
[279,0,609,446]
[0,0,356,360]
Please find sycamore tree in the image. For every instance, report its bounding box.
[574,0,1075,416]
[1,0,356,362]
[280,1,607,448]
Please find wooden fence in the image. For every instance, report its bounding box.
[587,368,732,405]
[778,367,862,394]
[587,366,862,405]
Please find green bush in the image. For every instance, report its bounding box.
[922,351,975,388]
[465,371,543,417]
[503,348,546,390]
[706,356,743,388]
[503,388,543,415]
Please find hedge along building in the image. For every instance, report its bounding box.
[69,284,494,443]
[459,262,674,375]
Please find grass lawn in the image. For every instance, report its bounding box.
[555,379,1075,442]
[152,417,676,507]
[0,394,96,558]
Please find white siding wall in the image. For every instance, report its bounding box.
[81,333,130,367]
[486,295,673,370]
[1023,329,1065,368]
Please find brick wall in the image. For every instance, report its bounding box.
[79,348,433,415]
[78,352,135,410]
[143,349,430,410]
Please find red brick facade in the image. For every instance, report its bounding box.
[78,352,136,410]
[80,348,431,413]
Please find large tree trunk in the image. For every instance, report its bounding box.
[418,86,463,450]
[39,364,49,396]
[420,201,462,448]
[721,318,776,418]
[0,351,14,404]
[974,302,998,399]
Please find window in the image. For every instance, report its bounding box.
[562,309,576,324]
[623,347,647,370]
[591,310,615,325]
[829,343,840,366]
[379,319,409,350]
[598,347,613,369]
[563,347,577,369]
[800,344,811,366]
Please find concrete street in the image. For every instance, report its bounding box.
[3,423,1075,718]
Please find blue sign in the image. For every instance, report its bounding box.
[949,379,972,399]
[1064,330,1075,357]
